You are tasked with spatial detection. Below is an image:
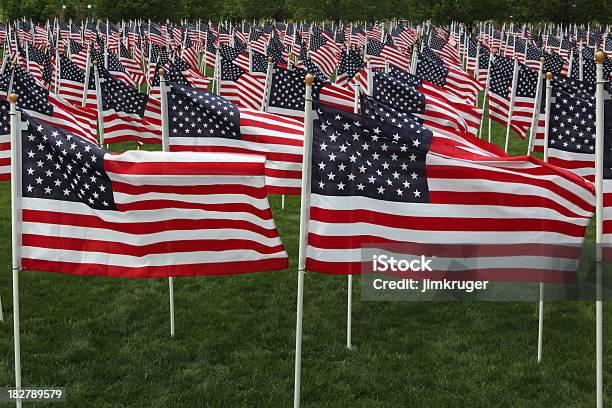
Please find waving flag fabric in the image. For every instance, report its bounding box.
[19,112,288,277]
[305,105,595,282]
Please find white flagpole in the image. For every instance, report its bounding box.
[92,61,105,146]
[538,71,553,363]
[345,77,361,351]
[503,58,519,153]
[159,68,175,338]
[479,53,494,141]
[594,50,605,408]
[9,92,23,408]
[293,73,315,408]
[526,57,545,155]
[82,43,91,108]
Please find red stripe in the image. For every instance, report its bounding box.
[112,180,268,198]
[169,145,302,163]
[104,160,264,176]
[241,134,303,147]
[309,207,588,237]
[23,234,284,256]
[427,164,594,212]
[22,257,288,278]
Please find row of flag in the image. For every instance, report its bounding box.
[0,18,611,283]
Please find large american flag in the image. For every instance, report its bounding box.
[305,104,594,282]
[18,112,288,277]
[166,82,304,195]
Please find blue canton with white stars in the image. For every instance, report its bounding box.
[168,83,241,139]
[312,105,431,203]
[20,113,115,210]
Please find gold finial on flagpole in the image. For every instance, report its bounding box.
[546,71,553,81]
[595,50,605,64]
[158,68,165,77]
[9,93,17,104]
[305,73,314,86]
[540,57,545,62]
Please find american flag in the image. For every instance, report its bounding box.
[267,66,354,120]
[416,53,482,104]
[4,65,97,144]
[26,45,53,85]
[57,56,96,109]
[119,42,145,86]
[335,48,365,88]
[305,104,594,281]
[0,99,9,180]
[488,58,536,139]
[525,44,544,70]
[361,95,504,158]
[18,112,288,277]
[601,89,612,248]
[546,88,595,181]
[69,40,88,70]
[166,82,304,195]
[99,68,162,144]
[532,75,594,153]
[219,58,266,111]
[383,67,494,155]
[308,29,340,79]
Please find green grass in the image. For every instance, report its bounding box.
[0,110,610,407]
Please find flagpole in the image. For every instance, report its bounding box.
[503,58,519,153]
[345,77,361,351]
[9,93,23,408]
[594,50,605,408]
[81,43,91,108]
[159,68,175,338]
[479,52,493,140]
[526,57,545,155]
[294,73,314,408]
[92,61,104,146]
[537,71,554,363]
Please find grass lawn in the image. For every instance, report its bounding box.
[0,106,610,407]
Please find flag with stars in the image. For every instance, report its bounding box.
[219,58,266,111]
[362,93,502,158]
[98,67,162,144]
[546,88,595,181]
[166,82,304,194]
[2,65,97,144]
[386,66,485,140]
[0,99,10,180]
[57,55,97,109]
[488,57,537,138]
[416,53,482,104]
[305,103,594,281]
[267,66,354,120]
[335,48,365,88]
[17,112,288,277]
